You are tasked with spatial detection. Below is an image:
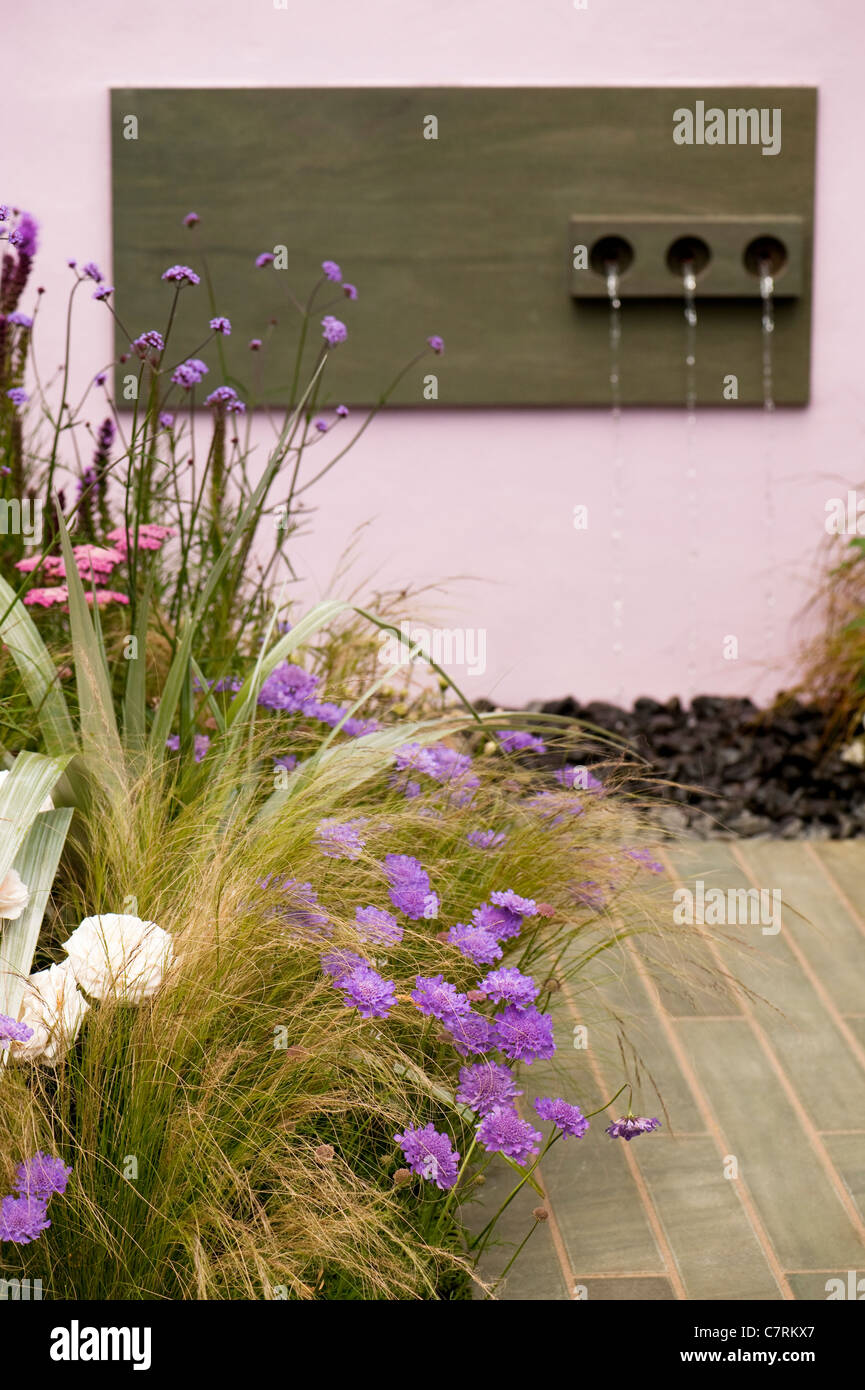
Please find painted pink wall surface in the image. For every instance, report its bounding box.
[4,0,860,709]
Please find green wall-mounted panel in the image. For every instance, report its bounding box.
[110,87,816,407]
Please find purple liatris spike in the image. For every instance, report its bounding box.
[476,1106,543,1166]
[534,1096,589,1139]
[394,1123,459,1190]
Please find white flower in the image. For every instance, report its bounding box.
[0,868,29,921]
[840,740,865,766]
[0,767,54,812]
[63,913,174,1004]
[12,961,89,1066]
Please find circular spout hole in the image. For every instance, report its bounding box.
[666,235,711,278]
[589,235,634,277]
[743,235,788,277]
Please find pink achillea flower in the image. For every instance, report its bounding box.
[84,589,129,607]
[24,586,69,607]
[107,523,174,553]
[395,1123,459,1190]
[476,1106,542,1165]
[73,544,124,577]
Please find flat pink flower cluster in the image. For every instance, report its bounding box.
[107,523,174,554]
[17,527,173,611]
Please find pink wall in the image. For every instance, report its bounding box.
[6,0,860,708]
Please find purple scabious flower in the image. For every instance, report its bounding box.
[555,765,604,793]
[257,662,319,712]
[494,1005,556,1064]
[498,730,546,754]
[164,733,210,762]
[526,790,584,825]
[8,311,32,328]
[92,285,113,301]
[321,947,368,984]
[476,1106,543,1166]
[355,905,403,946]
[183,212,200,227]
[571,880,608,911]
[6,387,27,407]
[442,1009,496,1058]
[132,329,164,356]
[427,744,472,784]
[342,283,357,300]
[0,1013,33,1045]
[467,829,507,851]
[335,963,396,1020]
[490,890,538,919]
[262,878,330,938]
[448,923,503,967]
[456,1061,522,1116]
[336,403,350,416]
[427,335,445,353]
[624,847,665,874]
[273,753,297,773]
[394,1123,460,1190]
[255,252,275,267]
[82,261,103,282]
[384,854,438,920]
[161,264,200,285]
[0,1194,50,1244]
[171,358,209,389]
[478,967,539,1010]
[209,315,231,335]
[411,973,470,1021]
[321,260,342,282]
[534,1096,589,1139]
[394,742,438,778]
[321,315,347,346]
[15,1152,72,1199]
[606,1115,662,1141]
[471,901,523,942]
[315,818,367,860]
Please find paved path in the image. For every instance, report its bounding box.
[472,840,865,1300]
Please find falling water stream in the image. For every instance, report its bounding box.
[682,261,699,699]
[759,259,777,652]
[606,263,625,703]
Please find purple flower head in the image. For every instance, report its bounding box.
[159,412,174,429]
[321,315,347,346]
[427,744,472,784]
[448,922,503,967]
[394,742,437,778]
[273,753,297,773]
[8,311,32,328]
[494,1005,556,1065]
[411,973,470,1021]
[534,1096,589,1139]
[6,388,27,408]
[261,878,330,939]
[624,847,665,875]
[314,418,329,433]
[384,854,437,921]
[0,205,8,221]
[498,729,546,754]
[82,261,103,283]
[476,1106,543,1166]
[131,330,164,357]
[161,264,200,285]
[571,880,608,911]
[478,967,539,1010]
[321,947,368,984]
[342,283,358,300]
[427,335,445,353]
[555,765,604,793]
[467,829,507,851]
[183,212,200,227]
[255,252,275,268]
[442,1009,496,1058]
[527,790,584,825]
[257,661,318,712]
[164,733,210,762]
[204,385,245,414]
[471,901,523,942]
[490,890,538,919]
[355,905,403,946]
[336,403,350,417]
[209,315,231,335]
[249,337,263,350]
[321,260,342,282]
[606,1115,662,1142]
[15,1152,72,1199]
[0,1013,33,1045]
[335,963,396,1019]
[395,1123,460,1190]
[0,1194,50,1244]
[315,818,367,860]
[94,373,107,387]
[92,285,113,301]
[171,358,209,389]
[456,1061,522,1117]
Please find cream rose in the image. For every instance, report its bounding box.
[62,913,174,1004]
[0,868,30,922]
[13,961,89,1066]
